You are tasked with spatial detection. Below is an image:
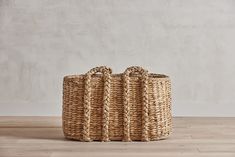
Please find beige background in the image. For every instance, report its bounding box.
[0,0,235,116]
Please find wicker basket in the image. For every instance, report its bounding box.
[63,66,172,142]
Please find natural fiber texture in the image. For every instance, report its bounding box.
[123,66,149,142]
[63,66,172,142]
[82,66,112,142]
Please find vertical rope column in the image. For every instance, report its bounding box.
[123,72,131,142]
[83,74,92,142]
[141,71,149,141]
[102,70,111,142]
[123,66,149,142]
[82,66,112,142]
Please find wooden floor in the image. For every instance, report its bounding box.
[0,117,235,157]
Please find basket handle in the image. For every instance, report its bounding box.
[123,66,149,142]
[82,66,112,142]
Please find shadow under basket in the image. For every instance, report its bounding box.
[62,66,172,142]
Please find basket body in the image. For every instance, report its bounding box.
[63,67,172,142]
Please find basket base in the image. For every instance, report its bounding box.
[63,134,171,142]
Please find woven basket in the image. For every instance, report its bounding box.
[63,66,172,142]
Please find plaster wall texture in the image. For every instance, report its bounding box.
[0,0,235,116]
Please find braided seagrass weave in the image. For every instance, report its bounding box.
[63,66,172,142]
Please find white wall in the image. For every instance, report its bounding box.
[0,0,235,116]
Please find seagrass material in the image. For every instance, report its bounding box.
[63,66,172,142]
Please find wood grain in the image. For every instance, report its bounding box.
[0,117,235,157]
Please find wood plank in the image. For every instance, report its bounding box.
[0,116,61,128]
[0,117,235,157]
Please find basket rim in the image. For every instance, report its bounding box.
[63,73,170,80]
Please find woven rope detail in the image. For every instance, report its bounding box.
[83,66,112,142]
[123,66,149,142]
